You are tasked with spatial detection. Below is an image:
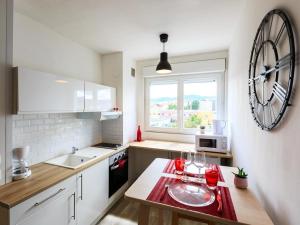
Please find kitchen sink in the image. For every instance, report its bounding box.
[75,147,113,158]
[45,154,96,169]
[45,147,115,169]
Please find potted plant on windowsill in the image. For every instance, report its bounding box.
[200,125,206,134]
[232,167,248,189]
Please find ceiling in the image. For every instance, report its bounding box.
[14,0,245,60]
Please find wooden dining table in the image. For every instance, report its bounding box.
[125,158,274,225]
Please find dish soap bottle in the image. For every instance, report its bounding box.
[137,125,142,142]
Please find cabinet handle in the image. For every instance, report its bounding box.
[72,192,76,220]
[33,188,66,207]
[79,174,83,200]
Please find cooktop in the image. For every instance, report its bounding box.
[93,143,122,150]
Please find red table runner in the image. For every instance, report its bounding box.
[147,176,237,222]
[163,159,225,182]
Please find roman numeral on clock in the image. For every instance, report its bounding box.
[272,82,287,103]
[266,102,273,125]
[275,53,291,71]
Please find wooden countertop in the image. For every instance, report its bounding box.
[129,140,233,159]
[125,158,274,225]
[0,163,75,209]
[0,146,128,209]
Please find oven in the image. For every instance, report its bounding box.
[109,149,128,197]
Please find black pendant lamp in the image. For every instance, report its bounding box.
[156,33,172,74]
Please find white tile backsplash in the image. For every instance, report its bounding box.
[11,113,102,167]
[102,116,123,144]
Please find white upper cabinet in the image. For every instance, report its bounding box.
[84,81,116,112]
[14,67,85,114]
[13,67,117,114]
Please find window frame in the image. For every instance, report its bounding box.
[145,73,225,134]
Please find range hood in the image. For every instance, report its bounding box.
[100,111,122,120]
[77,111,122,121]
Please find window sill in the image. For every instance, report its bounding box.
[129,139,233,159]
[143,130,196,143]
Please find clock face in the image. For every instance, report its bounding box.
[248,9,295,130]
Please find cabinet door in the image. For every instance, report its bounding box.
[11,176,76,225]
[14,67,85,113]
[84,81,116,112]
[131,148,169,180]
[77,159,109,225]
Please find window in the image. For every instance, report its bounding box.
[145,73,224,134]
[183,80,217,129]
[149,82,178,128]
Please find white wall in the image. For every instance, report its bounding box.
[7,11,103,182]
[136,50,228,143]
[13,12,102,83]
[101,52,123,109]
[0,0,13,185]
[101,52,137,144]
[0,0,7,186]
[122,53,137,144]
[101,52,124,144]
[228,1,300,224]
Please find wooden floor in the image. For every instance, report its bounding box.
[97,198,205,225]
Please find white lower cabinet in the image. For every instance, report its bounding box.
[76,159,109,225]
[10,176,76,225]
[7,159,109,225]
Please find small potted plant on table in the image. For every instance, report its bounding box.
[232,167,248,189]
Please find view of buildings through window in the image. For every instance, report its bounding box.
[149,79,217,130]
[150,82,178,128]
[183,81,217,129]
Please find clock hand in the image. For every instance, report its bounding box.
[261,54,292,76]
[249,65,270,84]
[249,53,290,84]
[248,75,261,85]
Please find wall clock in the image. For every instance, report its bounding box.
[248,9,295,130]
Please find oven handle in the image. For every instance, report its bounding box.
[110,158,127,171]
[110,164,119,170]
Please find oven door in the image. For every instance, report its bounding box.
[109,153,128,198]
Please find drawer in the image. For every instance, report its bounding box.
[10,175,76,225]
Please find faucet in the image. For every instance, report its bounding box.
[72,146,79,154]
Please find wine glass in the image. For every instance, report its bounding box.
[181,151,192,182]
[194,151,206,180]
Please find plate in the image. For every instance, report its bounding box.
[167,182,215,207]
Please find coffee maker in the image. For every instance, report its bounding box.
[12,146,32,181]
